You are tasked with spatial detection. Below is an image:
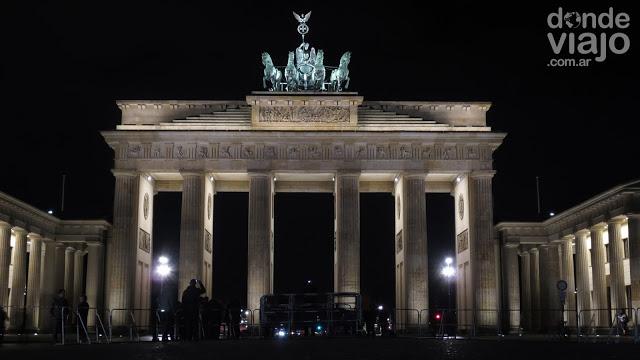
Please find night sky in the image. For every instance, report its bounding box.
[2,2,637,309]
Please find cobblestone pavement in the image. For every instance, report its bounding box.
[0,337,637,360]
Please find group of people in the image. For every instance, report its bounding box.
[0,289,91,344]
[153,279,242,342]
[50,289,92,343]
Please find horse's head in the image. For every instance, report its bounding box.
[287,51,295,65]
[316,50,324,65]
[261,52,273,67]
[340,52,352,67]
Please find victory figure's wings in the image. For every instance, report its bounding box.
[293,11,311,23]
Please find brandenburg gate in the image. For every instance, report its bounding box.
[101,13,506,328]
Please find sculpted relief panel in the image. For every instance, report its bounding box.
[259,106,350,123]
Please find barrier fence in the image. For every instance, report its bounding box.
[1,305,639,344]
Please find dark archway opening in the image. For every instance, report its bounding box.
[360,193,395,310]
[274,193,334,294]
[427,193,457,310]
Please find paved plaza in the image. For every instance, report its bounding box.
[1,338,638,360]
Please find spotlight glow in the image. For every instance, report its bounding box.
[156,264,171,277]
[158,256,169,265]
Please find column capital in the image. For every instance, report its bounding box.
[590,223,607,232]
[529,247,539,253]
[402,171,428,180]
[575,229,590,237]
[180,171,205,178]
[470,170,496,179]
[0,221,11,230]
[27,232,42,241]
[12,226,28,236]
[335,170,361,177]
[86,241,104,248]
[247,171,272,178]
[111,169,138,177]
[504,242,520,249]
[608,217,626,225]
[540,243,559,249]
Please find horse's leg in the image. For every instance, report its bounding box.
[345,77,350,89]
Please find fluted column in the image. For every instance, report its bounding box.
[540,244,561,332]
[178,173,206,297]
[334,172,360,294]
[64,247,75,299]
[469,171,498,328]
[9,227,28,328]
[403,173,428,324]
[608,218,627,312]
[560,237,576,326]
[105,171,140,326]
[503,244,520,331]
[54,243,66,292]
[39,239,57,330]
[590,224,608,327]
[0,221,11,307]
[628,215,640,309]
[73,249,86,310]
[520,251,531,330]
[574,229,592,327]
[85,243,104,326]
[530,247,541,331]
[247,173,273,316]
[25,233,42,329]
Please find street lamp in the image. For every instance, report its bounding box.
[156,256,172,304]
[441,257,456,312]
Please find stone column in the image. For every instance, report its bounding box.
[73,249,86,310]
[608,218,627,312]
[39,239,57,330]
[85,243,104,326]
[105,171,140,326]
[54,243,66,292]
[469,171,498,328]
[334,172,360,294]
[0,221,11,308]
[503,244,520,331]
[9,227,28,328]
[520,251,531,330]
[247,173,273,316]
[178,173,206,297]
[590,224,608,327]
[64,247,76,299]
[560,237,576,326]
[402,173,428,324]
[540,244,561,332]
[629,215,640,309]
[530,247,541,331]
[25,233,42,329]
[574,229,592,327]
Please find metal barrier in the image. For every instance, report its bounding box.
[577,307,636,342]
[392,308,420,336]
